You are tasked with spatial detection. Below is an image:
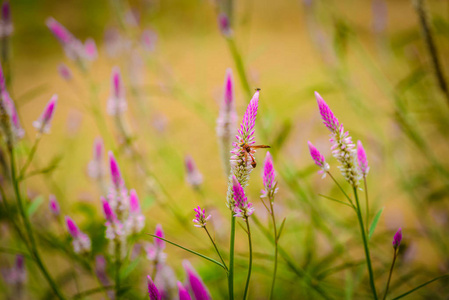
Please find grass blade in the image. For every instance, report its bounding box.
[368,207,384,239]
[391,274,449,299]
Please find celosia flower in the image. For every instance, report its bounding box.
[315,92,361,187]
[107,66,127,116]
[184,155,203,188]
[87,137,104,179]
[178,281,192,300]
[193,206,211,228]
[154,264,177,299]
[141,29,157,52]
[146,224,167,264]
[226,91,259,209]
[0,1,13,37]
[65,216,91,254]
[183,260,211,300]
[33,94,58,134]
[107,151,129,216]
[48,194,60,216]
[392,228,402,249]
[307,141,330,178]
[57,63,72,81]
[1,88,24,139]
[46,17,85,62]
[154,224,165,250]
[218,13,232,37]
[261,151,278,198]
[102,196,123,240]
[147,275,161,300]
[232,175,254,218]
[357,140,369,177]
[125,189,145,234]
[217,68,237,175]
[84,38,98,61]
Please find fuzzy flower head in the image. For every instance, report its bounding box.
[84,38,98,61]
[357,140,370,177]
[183,260,212,300]
[65,216,91,254]
[393,228,402,249]
[146,225,167,264]
[107,66,127,116]
[1,255,26,285]
[193,206,211,228]
[1,88,24,140]
[184,155,203,188]
[0,1,13,37]
[46,17,85,62]
[261,151,278,198]
[218,13,232,37]
[107,151,129,216]
[232,175,254,218]
[141,29,157,52]
[125,189,145,234]
[87,137,104,179]
[307,141,330,178]
[102,196,124,240]
[177,281,192,300]
[147,275,161,300]
[316,91,341,133]
[48,195,60,216]
[33,94,57,134]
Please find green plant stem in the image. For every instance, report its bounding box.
[243,217,253,300]
[364,177,369,235]
[226,38,251,98]
[382,248,398,300]
[204,226,228,271]
[18,135,42,180]
[353,187,378,300]
[269,199,278,300]
[228,213,236,300]
[327,172,354,207]
[9,145,66,300]
[114,241,121,299]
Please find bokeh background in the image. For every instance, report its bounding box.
[2,0,449,299]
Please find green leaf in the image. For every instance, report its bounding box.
[391,274,449,300]
[120,257,141,280]
[276,217,286,241]
[27,196,44,217]
[369,207,384,239]
[318,194,354,209]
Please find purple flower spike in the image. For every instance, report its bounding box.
[193,206,211,228]
[183,260,211,300]
[65,216,80,238]
[88,137,104,179]
[57,63,72,81]
[307,141,330,178]
[185,155,203,188]
[65,216,91,253]
[315,91,341,133]
[0,1,13,37]
[125,189,145,235]
[218,13,232,37]
[129,189,141,214]
[84,38,98,61]
[46,17,72,44]
[357,140,370,177]
[232,175,254,218]
[393,228,402,249]
[108,151,123,188]
[33,94,58,134]
[107,66,127,116]
[224,68,233,105]
[101,196,116,223]
[147,275,161,300]
[177,281,192,300]
[261,151,278,198]
[141,29,157,52]
[14,255,26,283]
[154,224,165,250]
[1,87,24,139]
[49,195,60,216]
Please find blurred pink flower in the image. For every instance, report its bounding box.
[107,67,127,116]
[183,260,211,300]
[84,38,98,61]
[184,155,203,188]
[65,216,91,254]
[357,140,370,177]
[232,175,254,218]
[33,94,58,134]
[49,194,60,216]
[261,151,278,198]
[141,29,157,52]
[57,63,72,81]
[0,1,13,37]
[147,275,161,300]
[125,189,145,234]
[88,137,104,179]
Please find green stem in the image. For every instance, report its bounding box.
[269,199,278,300]
[18,135,42,180]
[353,187,378,300]
[226,38,251,98]
[114,241,121,299]
[204,226,228,271]
[243,217,253,300]
[228,213,235,300]
[364,177,369,235]
[382,249,398,300]
[327,172,355,207]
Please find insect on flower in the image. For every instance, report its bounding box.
[239,143,271,168]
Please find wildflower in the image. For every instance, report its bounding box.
[261,151,278,198]
[87,137,104,179]
[178,281,192,300]
[216,68,237,175]
[183,260,212,300]
[0,1,13,37]
[392,228,402,249]
[65,216,91,254]
[125,189,145,234]
[315,92,361,187]
[357,140,369,177]
[307,141,330,178]
[232,175,255,219]
[48,194,60,216]
[107,67,127,116]
[193,206,211,228]
[33,94,58,134]
[84,38,98,61]
[147,275,161,300]
[1,89,24,139]
[226,90,259,209]
[57,63,72,81]
[184,155,203,188]
[46,17,85,62]
[102,197,123,240]
[154,264,177,299]
[146,224,167,264]
[218,13,232,37]
[141,29,157,52]
[107,151,129,216]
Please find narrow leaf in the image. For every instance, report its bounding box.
[276,217,287,241]
[27,196,44,217]
[391,274,449,300]
[318,194,354,208]
[369,207,384,239]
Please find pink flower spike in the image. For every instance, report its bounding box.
[84,38,98,61]
[129,189,141,214]
[108,151,123,188]
[183,260,211,300]
[141,29,157,52]
[33,94,58,134]
[88,137,104,179]
[193,206,211,228]
[315,91,340,133]
[232,175,254,218]
[393,228,402,249]
[65,216,80,238]
[224,68,233,106]
[357,140,370,176]
[147,275,161,300]
[185,155,203,188]
[307,141,330,178]
[261,151,278,197]
[1,89,24,139]
[218,13,232,37]
[57,63,72,81]
[154,224,165,250]
[49,195,60,216]
[0,1,12,37]
[107,66,127,116]
[177,281,192,300]
[101,196,116,223]
[46,17,73,44]
[65,216,91,253]
[125,189,145,234]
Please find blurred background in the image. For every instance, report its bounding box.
[1,0,449,299]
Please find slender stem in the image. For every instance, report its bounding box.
[243,217,253,300]
[364,177,370,235]
[382,249,398,300]
[204,226,228,271]
[228,213,235,300]
[18,135,42,180]
[226,38,251,98]
[114,241,121,299]
[269,199,278,300]
[353,187,378,300]
[327,171,355,207]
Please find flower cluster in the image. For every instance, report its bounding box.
[193,206,211,228]
[0,63,24,140]
[357,140,369,177]
[87,137,104,180]
[48,195,60,216]
[107,67,127,116]
[393,228,402,249]
[232,175,255,219]
[65,216,91,254]
[33,94,58,134]
[146,224,167,265]
[261,151,278,198]
[307,141,330,178]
